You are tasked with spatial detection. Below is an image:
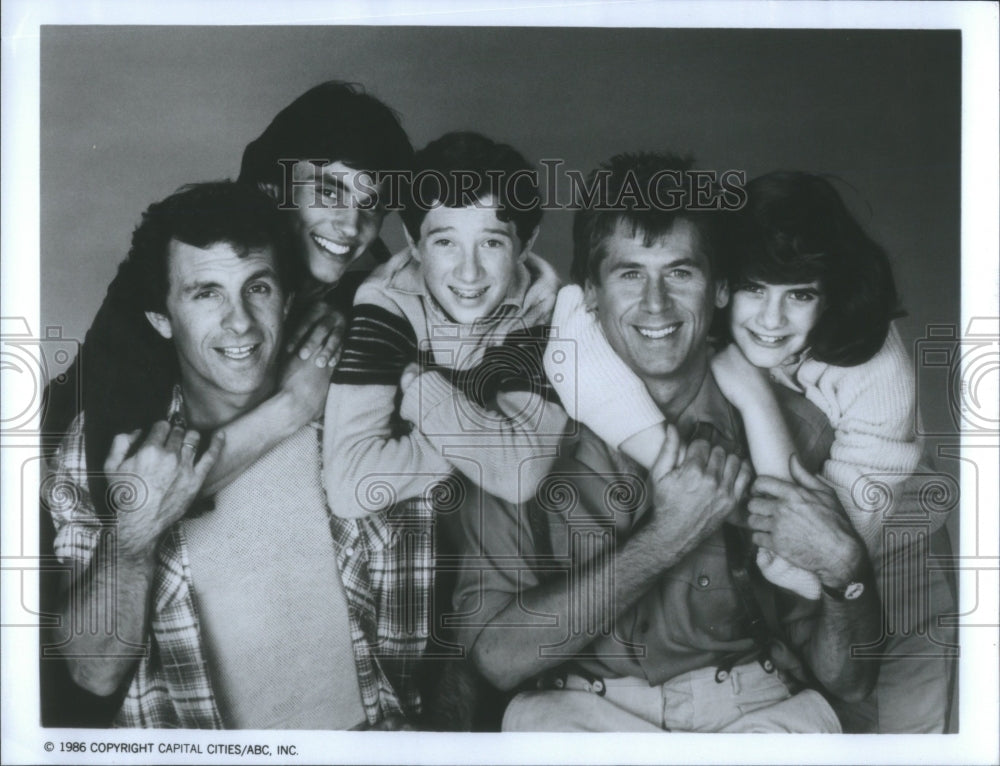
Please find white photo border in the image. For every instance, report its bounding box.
[2,2,997,764]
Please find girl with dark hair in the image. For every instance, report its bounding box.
[709,171,954,734]
[544,170,954,732]
[711,171,917,586]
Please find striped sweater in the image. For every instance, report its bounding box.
[323,248,568,518]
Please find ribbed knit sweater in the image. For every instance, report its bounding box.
[770,324,932,553]
[183,424,366,729]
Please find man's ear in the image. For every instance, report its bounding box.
[583,280,599,311]
[519,227,540,262]
[403,224,421,263]
[715,279,730,309]
[283,291,295,321]
[145,311,173,340]
[257,182,281,203]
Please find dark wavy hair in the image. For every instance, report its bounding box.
[400,131,543,248]
[570,151,731,287]
[727,171,903,366]
[122,181,301,316]
[47,182,298,522]
[238,80,413,190]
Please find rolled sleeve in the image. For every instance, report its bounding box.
[41,413,102,569]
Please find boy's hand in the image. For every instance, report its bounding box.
[286,302,347,369]
[279,343,335,425]
[400,362,420,394]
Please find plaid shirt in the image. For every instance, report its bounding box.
[43,391,433,729]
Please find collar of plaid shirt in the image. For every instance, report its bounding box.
[54,386,432,729]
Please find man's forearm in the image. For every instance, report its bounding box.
[806,546,882,702]
[471,519,707,691]
[55,536,157,697]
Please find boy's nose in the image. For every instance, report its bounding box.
[456,249,485,281]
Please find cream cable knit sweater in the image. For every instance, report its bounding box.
[771,324,928,553]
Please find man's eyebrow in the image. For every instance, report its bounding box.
[179,268,277,296]
[243,267,279,284]
[609,256,699,271]
[482,227,513,237]
[180,279,222,296]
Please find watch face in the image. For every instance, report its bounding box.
[844,581,865,600]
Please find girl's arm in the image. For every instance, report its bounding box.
[711,344,823,600]
[710,343,797,481]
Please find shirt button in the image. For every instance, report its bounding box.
[697,575,711,588]
[344,546,355,557]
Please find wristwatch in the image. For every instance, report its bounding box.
[821,579,865,601]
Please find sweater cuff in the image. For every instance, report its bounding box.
[582,390,666,450]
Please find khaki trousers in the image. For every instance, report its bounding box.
[502,662,842,733]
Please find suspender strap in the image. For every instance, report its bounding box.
[722,522,774,651]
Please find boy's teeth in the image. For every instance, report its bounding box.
[450,286,488,299]
[637,324,678,339]
[312,234,349,255]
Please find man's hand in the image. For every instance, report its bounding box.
[747,455,865,588]
[103,422,224,561]
[645,428,753,553]
[286,302,347,369]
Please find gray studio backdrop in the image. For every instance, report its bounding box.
[39,25,963,729]
[40,24,960,433]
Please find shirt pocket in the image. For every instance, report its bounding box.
[659,535,745,646]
